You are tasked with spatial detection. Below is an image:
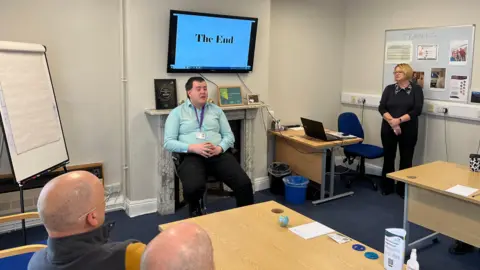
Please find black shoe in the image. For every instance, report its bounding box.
[381,188,394,196]
[189,202,203,217]
[188,198,207,217]
[396,190,405,199]
[449,241,474,255]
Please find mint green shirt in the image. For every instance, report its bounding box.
[163,99,234,153]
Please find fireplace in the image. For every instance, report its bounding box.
[145,104,262,215]
[229,120,241,163]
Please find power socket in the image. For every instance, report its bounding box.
[105,183,121,196]
[435,107,448,114]
[357,97,366,104]
[426,104,435,113]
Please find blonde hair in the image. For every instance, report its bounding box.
[394,63,413,80]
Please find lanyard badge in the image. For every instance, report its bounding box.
[195,106,206,140]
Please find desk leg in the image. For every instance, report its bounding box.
[312,148,354,205]
[403,183,440,252]
[320,150,327,200]
[329,148,335,197]
[403,183,410,251]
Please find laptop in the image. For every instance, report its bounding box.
[300,117,341,142]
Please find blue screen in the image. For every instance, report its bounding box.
[169,12,256,72]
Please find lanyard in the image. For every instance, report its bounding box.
[194,106,205,130]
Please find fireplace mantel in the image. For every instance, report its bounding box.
[145,104,264,215]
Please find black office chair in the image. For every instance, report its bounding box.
[172,149,236,216]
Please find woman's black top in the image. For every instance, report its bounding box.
[378,83,424,131]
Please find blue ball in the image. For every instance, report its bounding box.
[278,215,289,227]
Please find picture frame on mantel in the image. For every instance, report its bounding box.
[247,93,260,105]
[217,86,244,107]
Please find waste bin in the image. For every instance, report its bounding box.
[283,175,309,204]
[268,162,291,195]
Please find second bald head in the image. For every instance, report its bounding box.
[141,222,214,270]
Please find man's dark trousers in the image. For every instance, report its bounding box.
[177,151,254,212]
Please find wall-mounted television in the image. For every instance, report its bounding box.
[167,10,258,73]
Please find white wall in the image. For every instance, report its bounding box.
[269,0,346,128]
[0,1,123,183]
[125,0,271,201]
[341,0,480,167]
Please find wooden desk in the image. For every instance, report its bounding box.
[387,161,480,250]
[159,201,387,270]
[269,129,362,204]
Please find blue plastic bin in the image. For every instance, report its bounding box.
[283,176,309,204]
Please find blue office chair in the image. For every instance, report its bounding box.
[338,112,384,190]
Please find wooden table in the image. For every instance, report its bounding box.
[159,201,387,270]
[269,128,362,204]
[387,161,480,251]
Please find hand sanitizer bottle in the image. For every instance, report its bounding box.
[407,249,420,270]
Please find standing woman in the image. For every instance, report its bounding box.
[378,63,424,197]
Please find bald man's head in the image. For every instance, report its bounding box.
[37,171,105,238]
[141,222,214,270]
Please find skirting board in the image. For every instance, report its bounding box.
[254,176,270,192]
[124,177,271,218]
[0,195,125,235]
[124,198,157,218]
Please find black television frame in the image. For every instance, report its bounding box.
[167,10,259,74]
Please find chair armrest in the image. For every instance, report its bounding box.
[171,152,184,167]
[0,244,47,259]
[0,212,40,224]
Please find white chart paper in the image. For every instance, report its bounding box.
[0,52,61,155]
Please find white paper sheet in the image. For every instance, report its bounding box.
[289,222,334,240]
[327,131,356,139]
[385,41,413,63]
[327,233,352,244]
[290,127,304,131]
[416,44,438,60]
[0,52,61,155]
[446,184,478,197]
[449,75,469,102]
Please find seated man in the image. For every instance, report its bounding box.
[141,222,214,270]
[164,76,254,216]
[29,171,145,270]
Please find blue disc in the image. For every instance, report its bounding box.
[352,244,366,251]
[364,252,379,260]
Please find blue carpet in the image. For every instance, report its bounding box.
[1,176,479,270]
